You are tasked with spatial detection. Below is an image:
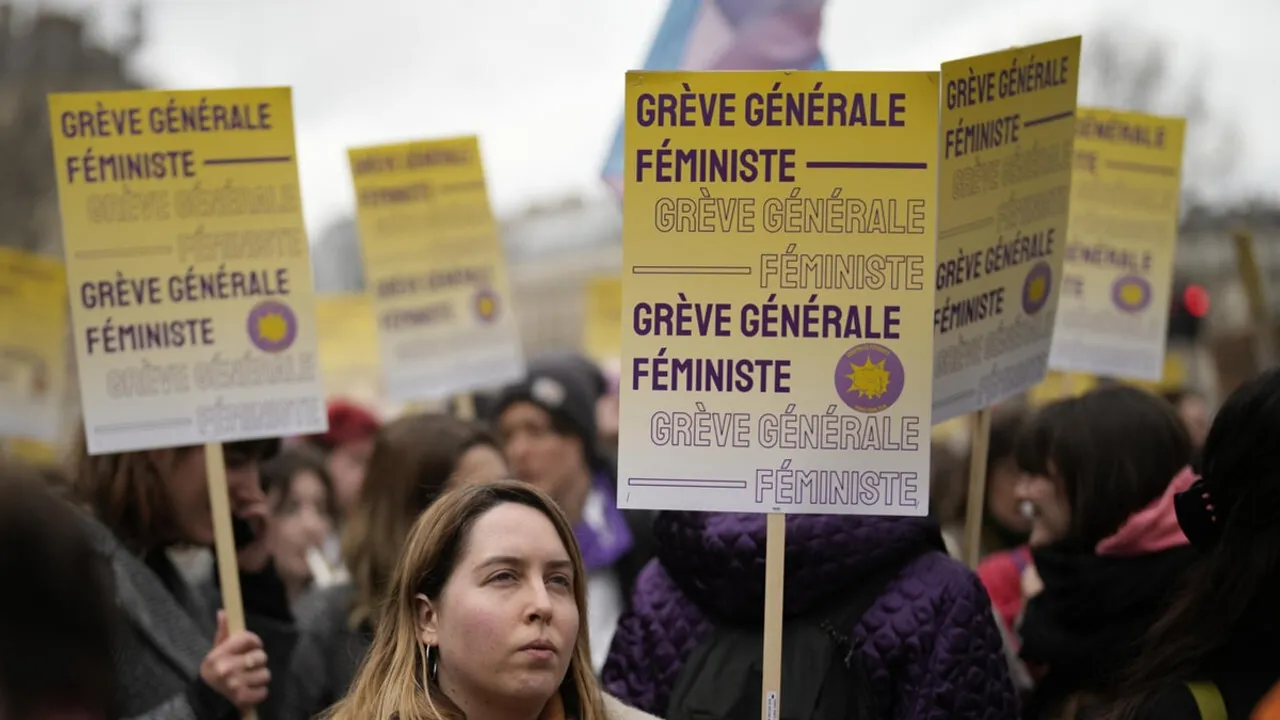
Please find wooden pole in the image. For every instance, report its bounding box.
[761,513,786,720]
[962,408,993,569]
[454,393,476,421]
[204,442,257,720]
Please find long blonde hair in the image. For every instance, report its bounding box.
[325,480,607,720]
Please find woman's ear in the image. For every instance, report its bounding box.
[415,593,439,645]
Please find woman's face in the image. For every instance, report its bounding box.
[418,502,579,713]
[498,402,586,508]
[449,444,510,489]
[268,470,334,590]
[986,456,1032,536]
[1015,467,1071,547]
[163,446,263,546]
[327,437,375,518]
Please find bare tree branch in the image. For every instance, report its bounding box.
[1079,26,1240,197]
[0,3,147,254]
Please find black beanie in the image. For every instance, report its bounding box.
[491,353,602,466]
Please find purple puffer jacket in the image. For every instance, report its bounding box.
[601,511,1019,719]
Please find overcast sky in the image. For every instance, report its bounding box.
[25,0,1280,236]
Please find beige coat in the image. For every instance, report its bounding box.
[604,694,661,720]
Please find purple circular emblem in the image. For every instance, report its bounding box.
[246,300,297,353]
[833,343,905,414]
[1111,274,1152,314]
[1021,261,1053,316]
[474,288,500,323]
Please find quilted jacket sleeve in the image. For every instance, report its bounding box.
[602,604,663,715]
[900,572,1020,720]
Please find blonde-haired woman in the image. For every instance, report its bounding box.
[326,480,656,720]
[284,413,508,717]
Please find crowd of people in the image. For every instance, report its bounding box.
[2,352,1280,719]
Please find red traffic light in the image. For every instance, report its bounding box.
[1182,285,1210,318]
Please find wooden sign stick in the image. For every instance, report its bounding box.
[761,513,786,720]
[962,408,993,569]
[205,442,257,720]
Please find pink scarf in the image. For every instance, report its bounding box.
[1095,465,1196,556]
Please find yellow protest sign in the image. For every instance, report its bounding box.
[1049,108,1186,381]
[3,437,61,466]
[47,88,327,454]
[621,71,939,515]
[583,275,622,362]
[1027,369,1098,405]
[349,136,524,401]
[315,293,381,402]
[933,38,1081,422]
[0,248,68,443]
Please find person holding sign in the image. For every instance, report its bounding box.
[1099,369,1280,720]
[72,437,296,719]
[44,85,324,720]
[325,481,657,720]
[601,509,1019,717]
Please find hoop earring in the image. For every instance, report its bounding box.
[420,641,443,718]
[427,643,439,681]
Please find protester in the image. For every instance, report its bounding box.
[72,436,296,719]
[974,402,1038,635]
[261,446,338,604]
[1101,368,1280,719]
[1162,387,1212,454]
[304,399,380,521]
[931,400,1032,563]
[0,460,115,720]
[492,353,655,671]
[1013,385,1196,719]
[284,413,507,718]
[323,480,657,720]
[928,419,1035,694]
[601,511,1019,718]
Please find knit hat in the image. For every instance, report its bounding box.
[535,349,608,397]
[307,399,380,451]
[491,353,602,466]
